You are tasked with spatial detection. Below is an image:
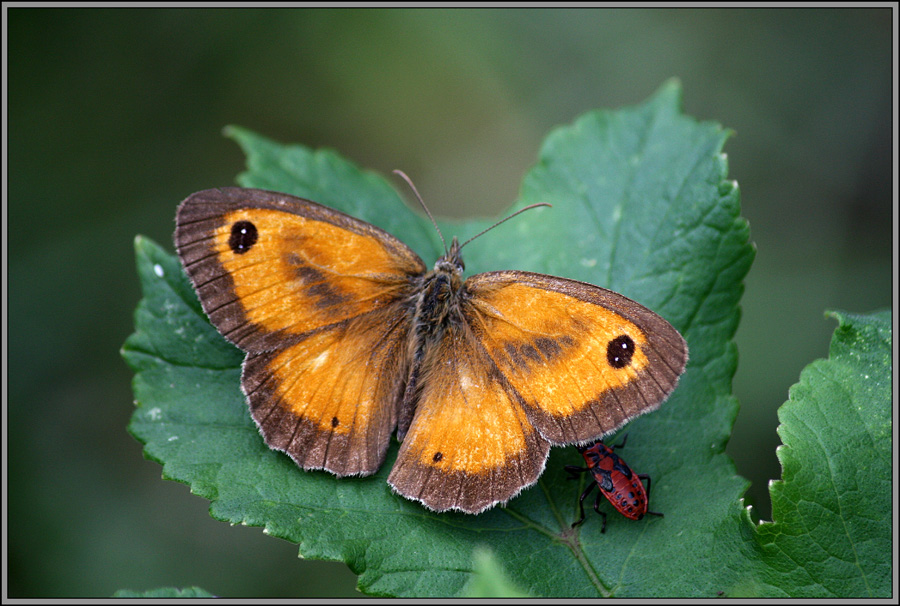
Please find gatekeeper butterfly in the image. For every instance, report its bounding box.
[174,173,688,514]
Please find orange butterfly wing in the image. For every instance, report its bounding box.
[387,319,550,513]
[242,308,412,475]
[464,271,688,444]
[175,188,426,475]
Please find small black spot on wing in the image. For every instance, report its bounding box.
[596,469,614,492]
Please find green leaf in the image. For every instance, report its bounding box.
[731,310,892,597]
[462,547,530,598]
[123,80,756,597]
[113,586,215,598]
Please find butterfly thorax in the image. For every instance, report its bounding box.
[417,236,466,339]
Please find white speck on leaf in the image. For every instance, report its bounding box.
[153,264,164,277]
[148,407,162,421]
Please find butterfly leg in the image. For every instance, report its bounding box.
[571,481,596,528]
[639,473,664,518]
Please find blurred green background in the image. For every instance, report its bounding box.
[8,8,893,598]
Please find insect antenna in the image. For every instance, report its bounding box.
[393,169,551,254]
[458,202,552,251]
[393,169,448,256]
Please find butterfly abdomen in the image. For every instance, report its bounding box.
[396,254,468,441]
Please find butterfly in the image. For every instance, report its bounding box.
[174,174,688,514]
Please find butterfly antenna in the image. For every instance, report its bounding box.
[393,169,447,255]
[458,202,552,250]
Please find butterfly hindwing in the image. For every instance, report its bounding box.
[387,319,550,513]
[243,307,413,476]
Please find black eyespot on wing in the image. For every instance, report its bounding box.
[606,335,635,369]
[229,220,258,254]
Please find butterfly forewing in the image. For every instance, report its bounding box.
[175,187,426,353]
[463,271,688,444]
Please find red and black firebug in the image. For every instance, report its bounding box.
[565,434,663,531]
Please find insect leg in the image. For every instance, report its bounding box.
[638,473,664,518]
[571,481,596,528]
[593,490,608,533]
[564,464,589,480]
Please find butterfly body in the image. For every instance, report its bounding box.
[175,186,688,514]
[398,237,466,440]
[565,435,662,531]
